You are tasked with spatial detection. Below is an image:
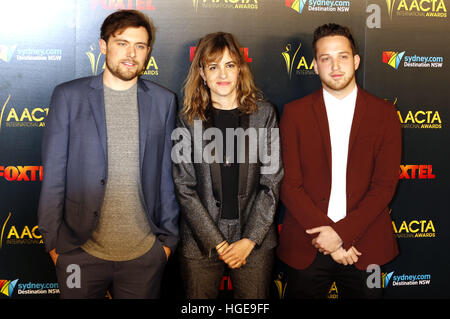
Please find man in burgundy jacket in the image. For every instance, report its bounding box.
[277,23,401,299]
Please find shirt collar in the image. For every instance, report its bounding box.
[323,85,358,107]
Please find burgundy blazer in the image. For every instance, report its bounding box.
[277,87,401,270]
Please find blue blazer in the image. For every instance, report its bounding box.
[37,73,179,254]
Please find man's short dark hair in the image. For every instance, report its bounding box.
[313,23,357,57]
[101,10,153,45]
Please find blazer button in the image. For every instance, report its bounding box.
[93,211,99,217]
[100,179,105,185]
[321,198,327,202]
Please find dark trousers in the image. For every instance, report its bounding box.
[285,253,383,299]
[180,219,274,299]
[55,239,167,299]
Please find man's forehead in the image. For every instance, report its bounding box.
[110,26,149,41]
[316,36,353,53]
[316,35,352,48]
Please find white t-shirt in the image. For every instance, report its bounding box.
[323,86,357,223]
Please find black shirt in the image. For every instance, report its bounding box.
[212,107,240,220]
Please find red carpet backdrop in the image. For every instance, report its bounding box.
[0,0,449,299]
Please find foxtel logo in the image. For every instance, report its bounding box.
[0,166,43,181]
[189,46,253,63]
[399,165,435,179]
[91,0,155,10]
[220,275,232,290]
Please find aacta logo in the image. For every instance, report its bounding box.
[386,0,447,19]
[0,213,43,249]
[387,98,443,129]
[274,272,287,299]
[282,42,314,78]
[398,110,442,129]
[383,51,405,69]
[327,282,338,299]
[86,45,104,76]
[392,219,436,238]
[141,57,159,76]
[86,44,158,76]
[193,0,259,11]
[0,95,48,131]
[91,0,155,10]
[0,279,18,298]
[399,165,435,179]
[189,46,253,63]
[0,166,43,182]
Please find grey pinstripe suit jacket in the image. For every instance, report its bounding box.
[172,100,283,259]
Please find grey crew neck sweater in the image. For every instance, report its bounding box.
[81,83,155,261]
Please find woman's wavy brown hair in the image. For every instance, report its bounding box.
[182,32,262,123]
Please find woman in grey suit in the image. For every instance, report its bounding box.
[172,32,283,298]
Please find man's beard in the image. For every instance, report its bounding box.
[322,73,355,92]
[105,57,143,81]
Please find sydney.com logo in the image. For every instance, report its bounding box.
[0,45,62,62]
[0,279,18,297]
[285,0,351,13]
[0,279,59,297]
[383,51,444,69]
[384,272,431,287]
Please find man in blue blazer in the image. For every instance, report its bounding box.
[37,10,179,298]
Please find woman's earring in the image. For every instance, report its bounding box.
[203,80,207,86]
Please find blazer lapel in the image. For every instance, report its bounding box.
[137,78,152,169]
[238,113,249,196]
[348,87,367,155]
[312,90,332,174]
[204,108,223,203]
[210,161,222,204]
[88,74,107,161]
